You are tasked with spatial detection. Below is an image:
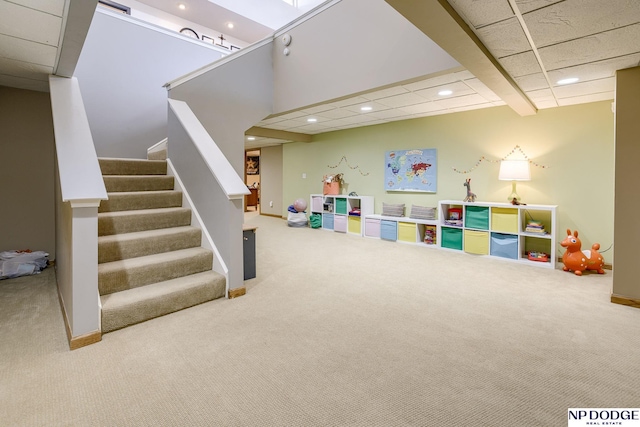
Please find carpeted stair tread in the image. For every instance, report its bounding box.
[100,270,226,333]
[98,226,202,264]
[98,207,191,236]
[99,158,167,175]
[103,175,174,192]
[99,247,213,295]
[99,190,183,213]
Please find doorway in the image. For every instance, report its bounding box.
[245,149,260,212]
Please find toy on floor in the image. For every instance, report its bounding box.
[293,198,307,212]
[463,179,477,202]
[560,229,605,276]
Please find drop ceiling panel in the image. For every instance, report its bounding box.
[432,93,489,109]
[498,50,542,77]
[314,108,358,120]
[448,0,514,28]
[398,102,442,115]
[547,54,640,83]
[0,1,62,46]
[341,100,390,114]
[367,108,414,120]
[290,123,335,133]
[375,92,429,108]
[328,96,372,108]
[0,74,49,91]
[538,24,640,71]
[515,0,564,15]
[553,77,616,98]
[514,73,549,91]
[524,0,640,47]
[0,57,52,80]
[557,91,615,106]
[475,17,531,58]
[19,0,65,16]
[414,81,475,100]
[300,104,337,115]
[463,78,502,102]
[0,33,58,66]
[360,86,409,100]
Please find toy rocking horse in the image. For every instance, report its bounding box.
[463,179,477,202]
[560,229,605,276]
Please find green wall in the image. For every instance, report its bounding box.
[283,102,614,261]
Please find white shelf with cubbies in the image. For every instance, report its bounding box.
[309,194,374,236]
[363,214,439,247]
[438,200,557,268]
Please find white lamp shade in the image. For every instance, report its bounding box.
[498,160,531,181]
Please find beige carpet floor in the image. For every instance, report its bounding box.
[1,213,639,426]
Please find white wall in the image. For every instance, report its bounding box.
[260,145,284,217]
[271,0,461,114]
[74,9,226,158]
[0,86,55,257]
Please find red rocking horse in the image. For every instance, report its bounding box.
[560,229,605,276]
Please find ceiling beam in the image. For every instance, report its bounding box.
[246,126,312,142]
[55,0,100,77]
[384,0,537,116]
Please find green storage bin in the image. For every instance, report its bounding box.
[441,227,463,250]
[465,205,489,230]
[335,198,347,214]
[309,213,322,229]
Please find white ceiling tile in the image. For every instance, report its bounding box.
[553,77,616,98]
[19,0,65,16]
[315,108,358,120]
[526,88,554,101]
[375,92,429,108]
[0,74,49,92]
[0,57,52,81]
[256,116,287,125]
[547,54,640,87]
[367,108,413,120]
[361,86,409,100]
[524,0,640,47]
[515,0,564,14]
[341,100,391,114]
[451,70,476,81]
[557,91,615,106]
[328,96,371,108]
[289,123,334,133]
[329,115,380,127]
[514,73,549,91]
[539,24,640,71]
[448,0,514,28]
[414,81,475,101]
[0,1,62,46]
[498,51,542,77]
[432,94,489,109]
[0,34,58,66]
[398,102,442,115]
[475,17,532,58]
[449,103,495,113]
[300,104,336,115]
[463,78,502,101]
[273,110,307,121]
[533,99,560,109]
[402,72,463,91]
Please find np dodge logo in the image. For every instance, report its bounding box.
[568,409,640,426]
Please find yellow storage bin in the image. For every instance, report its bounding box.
[398,222,417,243]
[491,207,518,233]
[348,216,361,234]
[464,229,489,255]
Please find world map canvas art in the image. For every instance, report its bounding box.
[384,148,437,192]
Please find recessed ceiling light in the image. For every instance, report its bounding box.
[178,3,186,10]
[557,77,579,85]
[360,106,373,112]
[227,23,234,29]
[438,90,453,96]
[247,136,256,141]
[307,118,317,123]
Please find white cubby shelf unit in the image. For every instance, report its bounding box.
[438,200,557,268]
[363,214,439,247]
[309,194,374,236]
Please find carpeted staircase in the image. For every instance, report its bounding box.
[97,156,226,333]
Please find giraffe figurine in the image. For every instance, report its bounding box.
[463,179,477,202]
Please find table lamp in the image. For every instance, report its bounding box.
[498,159,530,203]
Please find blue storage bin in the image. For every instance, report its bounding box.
[322,213,334,230]
[380,220,397,241]
[490,232,518,260]
[465,205,489,230]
